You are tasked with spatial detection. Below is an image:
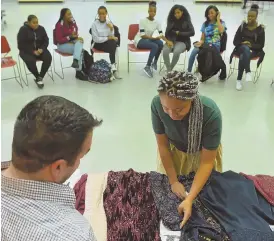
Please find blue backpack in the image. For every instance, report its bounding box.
[88,59,112,84]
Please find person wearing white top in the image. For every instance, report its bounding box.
[91,6,121,79]
[134,1,169,78]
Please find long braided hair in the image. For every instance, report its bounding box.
[158,71,203,155]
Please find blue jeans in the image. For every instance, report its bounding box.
[137,39,163,66]
[187,45,220,72]
[57,40,83,70]
[237,45,251,80]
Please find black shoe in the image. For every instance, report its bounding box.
[34,77,44,89]
[242,5,246,9]
[75,71,88,81]
[219,70,227,81]
[71,59,79,69]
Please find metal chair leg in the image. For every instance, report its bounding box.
[17,55,28,86]
[53,50,64,79]
[13,65,23,88]
[227,57,236,80]
[47,65,54,82]
[22,60,29,86]
[127,50,130,73]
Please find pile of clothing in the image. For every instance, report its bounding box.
[74,170,274,241]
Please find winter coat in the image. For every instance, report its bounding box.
[17,22,49,54]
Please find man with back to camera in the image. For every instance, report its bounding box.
[1,95,101,241]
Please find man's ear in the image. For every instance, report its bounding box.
[49,159,67,182]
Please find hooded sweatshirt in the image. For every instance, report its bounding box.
[17,22,49,55]
[233,21,265,51]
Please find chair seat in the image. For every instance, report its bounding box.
[128,44,150,52]
[54,49,73,57]
[233,54,260,61]
[92,48,105,54]
[1,57,16,68]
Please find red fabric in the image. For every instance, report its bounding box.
[240,173,274,205]
[54,49,73,56]
[128,44,150,52]
[128,24,139,41]
[1,36,11,54]
[1,57,16,68]
[55,21,78,44]
[103,169,161,241]
[73,174,88,215]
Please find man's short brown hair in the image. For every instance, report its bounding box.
[12,95,102,172]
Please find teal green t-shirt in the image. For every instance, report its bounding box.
[151,95,222,152]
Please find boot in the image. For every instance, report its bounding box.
[75,71,88,81]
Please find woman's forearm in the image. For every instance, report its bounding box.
[187,149,216,202]
[217,20,224,33]
[159,148,177,185]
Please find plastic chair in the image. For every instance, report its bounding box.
[227,55,263,84]
[18,57,54,86]
[52,30,73,79]
[1,36,23,87]
[127,24,150,73]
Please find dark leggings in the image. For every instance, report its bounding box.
[237,45,254,80]
[20,49,52,79]
[93,40,117,64]
[137,39,163,66]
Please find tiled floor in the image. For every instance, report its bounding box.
[1,0,274,175]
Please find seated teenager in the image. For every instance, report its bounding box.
[163,5,194,73]
[232,4,265,91]
[55,8,87,80]
[1,95,101,240]
[91,6,121,79]
[17,15,52,89]
[187,5,226,80]
[134,1,169,78]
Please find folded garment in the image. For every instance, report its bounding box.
[160,221,181,241]
[84,173,108,241]
[240,173,274,206]
[103,169,161,241]
[149,171,229,241]
[200,171,274,241]
[74,173,88,215]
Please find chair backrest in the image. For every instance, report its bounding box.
[1,35,11,54]
[128,24,139,41]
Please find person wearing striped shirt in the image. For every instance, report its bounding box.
[134,1,169,78]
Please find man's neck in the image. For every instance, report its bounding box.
[3,164,49,182]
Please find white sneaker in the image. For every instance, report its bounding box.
[245,72,252,82]
[236,80,243,91]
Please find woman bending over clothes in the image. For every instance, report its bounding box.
[134,1,169,78]
[151,71,223,227]
[55,8,87,81]
[187,5,226,79]
[91,6,121,79]
[232,4,265,91]
[163,5,194,73]
[17,15,52,89]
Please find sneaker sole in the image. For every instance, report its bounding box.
[143,69,153,78]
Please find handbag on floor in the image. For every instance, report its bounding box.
[88,59,112,84]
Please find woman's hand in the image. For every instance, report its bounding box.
[166,40,174,48]
[242,41,251,47]
[34,50,40,56]
[217,12,221,22]
[194,41,203,48]
[77,37,84,43]
[108,36,118,41]
[171,181,187,199]
[107,22,114,30]
[178,198,193,228]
